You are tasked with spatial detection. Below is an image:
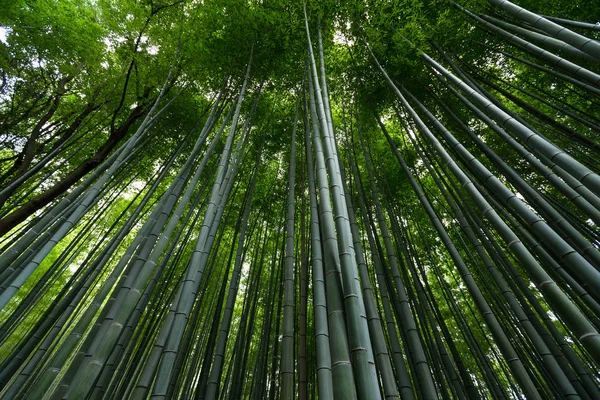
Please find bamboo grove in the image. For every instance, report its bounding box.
[0,0,599,398]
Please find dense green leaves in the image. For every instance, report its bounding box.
[0,0,599,398]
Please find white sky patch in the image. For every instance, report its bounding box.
[103,35,127,52]
[0,26,12,45]
[103,37,114,51]
[122,179,147,200]
[241,261,250,280]
[129,179,147,192]
[333,29,354,46]
[147,45,160,55]
[333,20,354,46]
[32,58,47,68]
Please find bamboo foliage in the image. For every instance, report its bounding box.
[0,1,599,399]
